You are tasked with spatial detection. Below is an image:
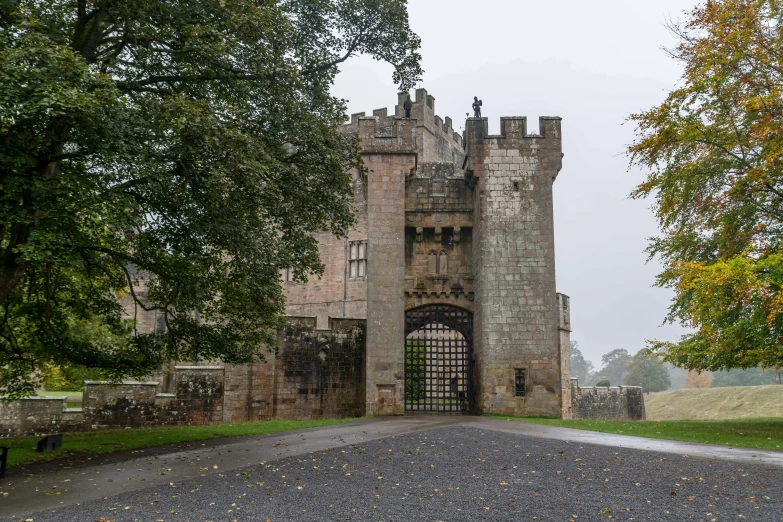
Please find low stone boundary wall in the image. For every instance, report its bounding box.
[0,366,224,436]
[0,317,367,436]
[569,378,645,420]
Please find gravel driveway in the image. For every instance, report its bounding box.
[6,426,782,521]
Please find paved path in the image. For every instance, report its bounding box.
[2,416,782,520]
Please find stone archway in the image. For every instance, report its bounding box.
[404,304,473,413]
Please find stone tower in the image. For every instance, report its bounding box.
[282,88,569,417]
[465,116,564,416]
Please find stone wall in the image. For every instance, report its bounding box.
[1,317,367,436]
[0,397,84,437]
[273,317,366,419]
[404,226,474,311]
[283,170,369,328]
[558,293,573,419]
[393,88,465,166]
[0,367,225,436]
[221,360,276,424]
[570,379,646,420]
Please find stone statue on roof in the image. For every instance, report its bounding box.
[403,94,412,118]
[472,96,482,118]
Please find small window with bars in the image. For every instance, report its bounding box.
[349,240,367,279]
[515,368,527,397]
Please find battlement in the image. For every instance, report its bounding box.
[465,116,562,143]
[394,88,465,151]
[464,115,564,182]
[340,113,417,154]
[357,115,414,140]
[341,89,466,161]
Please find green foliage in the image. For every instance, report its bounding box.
[40,364,67,391]
[42,364,104,391]
[0,0,422,396]
[711,367,778,387]
[596,379,611,387]
[628,0,783,372]
[623,350,672,393]
[593,349,632,386]
[569,341,594,383]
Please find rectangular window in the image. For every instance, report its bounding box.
[282,268,293,283]
[349,240,367,279]
[515,368,526,397]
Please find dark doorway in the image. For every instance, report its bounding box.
[404,304,473,413]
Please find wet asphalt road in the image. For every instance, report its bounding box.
[5,425,782,522]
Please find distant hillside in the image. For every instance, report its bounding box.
[645,385,783,420]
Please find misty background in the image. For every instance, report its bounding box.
[332,0,699,371]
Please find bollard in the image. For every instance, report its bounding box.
[0,446,8,478]
[36,434,63,452]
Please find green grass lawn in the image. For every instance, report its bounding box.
[488,415,783,452]
[1,418,358,468]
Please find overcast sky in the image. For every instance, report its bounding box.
[332,0,699,367]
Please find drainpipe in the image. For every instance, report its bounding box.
[343,237,348,317]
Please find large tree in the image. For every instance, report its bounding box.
[623,350,671,394]
[594,348,632,386]
[628,0,783,372]
[569,341,594,383]
[0,0,422,396]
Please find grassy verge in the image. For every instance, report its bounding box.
[35,390,83,408]
[1,418,358,468]
[488,415,783,452]
[645,385,783,420]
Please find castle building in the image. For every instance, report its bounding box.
[284,88,572,417]
[1,90,651,436]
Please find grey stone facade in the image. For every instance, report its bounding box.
[285,89,573,417]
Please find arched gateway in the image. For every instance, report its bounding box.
[404,304,473,413]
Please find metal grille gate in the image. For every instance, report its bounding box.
[404,304,473,413]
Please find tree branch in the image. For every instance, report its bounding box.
[98,177,150,198]
[48,151,88,163]
[303,39,362,75]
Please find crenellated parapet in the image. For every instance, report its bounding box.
[465,116,563,183]
[395,88,465,152]
[468,116,561,142]
[341,89,465,167]
[341,114,417,155]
